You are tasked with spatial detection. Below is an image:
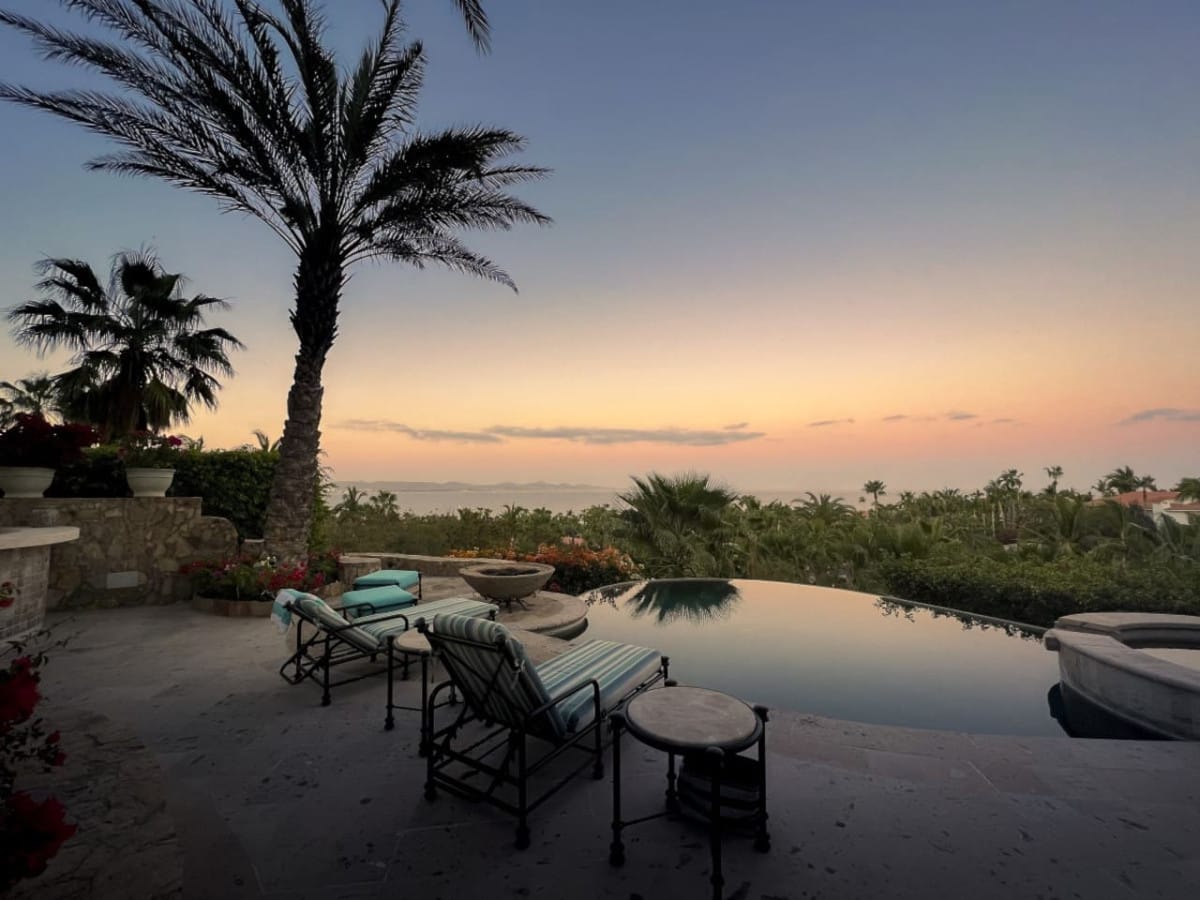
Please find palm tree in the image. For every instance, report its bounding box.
[7,253,242,440]
[1103,466,1140,495]
[333,485,366,521]
[619,473,739,577]
[862,479,887,507]
[795,492,856,526]
[1043,465,1063,496]
[1174,477,1200,503]
[0,373,63,428]
[1134,473,1158,507]
[0,1,548,559]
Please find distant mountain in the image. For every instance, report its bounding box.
[332,480,616,493]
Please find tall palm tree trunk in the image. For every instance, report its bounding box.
[264,238,344,559]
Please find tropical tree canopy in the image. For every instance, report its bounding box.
[0,0,549,558]
[1176,478,1200,503]
[0,373,62,429]
[6,252,243,439]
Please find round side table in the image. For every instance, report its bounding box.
[609,684,769,900]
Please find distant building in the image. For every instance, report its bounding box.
[1096,490,1199,524]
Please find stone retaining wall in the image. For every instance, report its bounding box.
[0,498,237,608]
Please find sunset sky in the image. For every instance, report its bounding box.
[0,1,1197,495]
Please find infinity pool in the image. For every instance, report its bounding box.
[581,579,1066,737]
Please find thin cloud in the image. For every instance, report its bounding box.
[882,414,908,422]
[723,422,749,431]
[337,419,502,443]
[946,411,978,421]
[1118,408,1200,425]
[485,425,766,446]
[807,418,855,428]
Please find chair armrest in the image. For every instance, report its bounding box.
[328,610,410,634]
[523,677,602,726]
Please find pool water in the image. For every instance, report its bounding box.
[581,579,1066,737]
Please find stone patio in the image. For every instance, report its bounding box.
[14,579,1200,899]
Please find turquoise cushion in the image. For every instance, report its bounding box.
[340,585,416,619]
[354,569,421,591]
[535,640,662,733]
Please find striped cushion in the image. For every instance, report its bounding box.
[428,614,553,732]
[291,593,380,654]
[354,569,421,591]
[340,585,417,619]
[355,597,498,643]
[428,617,661,737]
[536,640,662,733]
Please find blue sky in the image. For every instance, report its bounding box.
[1,1,1198,491]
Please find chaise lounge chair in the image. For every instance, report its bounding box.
[276,590,498,744]
[418,613,668,848]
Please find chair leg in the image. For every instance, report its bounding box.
[418,653,430,757]
[321,635,332,706]
[592,717,604,779]
[609,714,625,867]
[384,636,396,731]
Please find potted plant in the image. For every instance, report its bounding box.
[179,550,339,617]
[118,431,185,497]
[0,414,97,498]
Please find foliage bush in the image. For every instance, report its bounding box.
[449,543,638,594]
[171,448,279,538]
[880,551,1200,627]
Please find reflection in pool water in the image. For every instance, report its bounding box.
[582,579,1066,737]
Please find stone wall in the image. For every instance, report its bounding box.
[0,498,237,609]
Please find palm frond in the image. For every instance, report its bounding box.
[451,0,491,53]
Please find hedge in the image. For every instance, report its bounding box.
[880,554,1200,628]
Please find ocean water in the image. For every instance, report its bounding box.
[330,486,863,516]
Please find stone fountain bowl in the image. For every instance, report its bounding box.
[460,562,556,602]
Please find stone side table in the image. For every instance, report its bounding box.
[609,684,769,900]
[0,526,80,640]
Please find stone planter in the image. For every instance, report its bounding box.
[125,467,175,497]
[460,562,555,607]
[190,595,272,617]
[0,466,55,498]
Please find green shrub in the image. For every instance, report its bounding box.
[880,552,1200,627]
[171,448,278,539]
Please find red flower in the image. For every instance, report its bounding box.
[0,657,41,725]
[1,792,77,885]
[0,597,13,609]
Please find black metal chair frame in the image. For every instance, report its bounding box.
[279,599,490,744]
[417,618,669,849]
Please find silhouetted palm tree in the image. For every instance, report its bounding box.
[0,373,62,428]
[1175,477,1200,503]
[0,1,548,558]
[862,479,887,507]
[1043,465,1063,495]
[1103,466,1140,495]
[6,253,241,439]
